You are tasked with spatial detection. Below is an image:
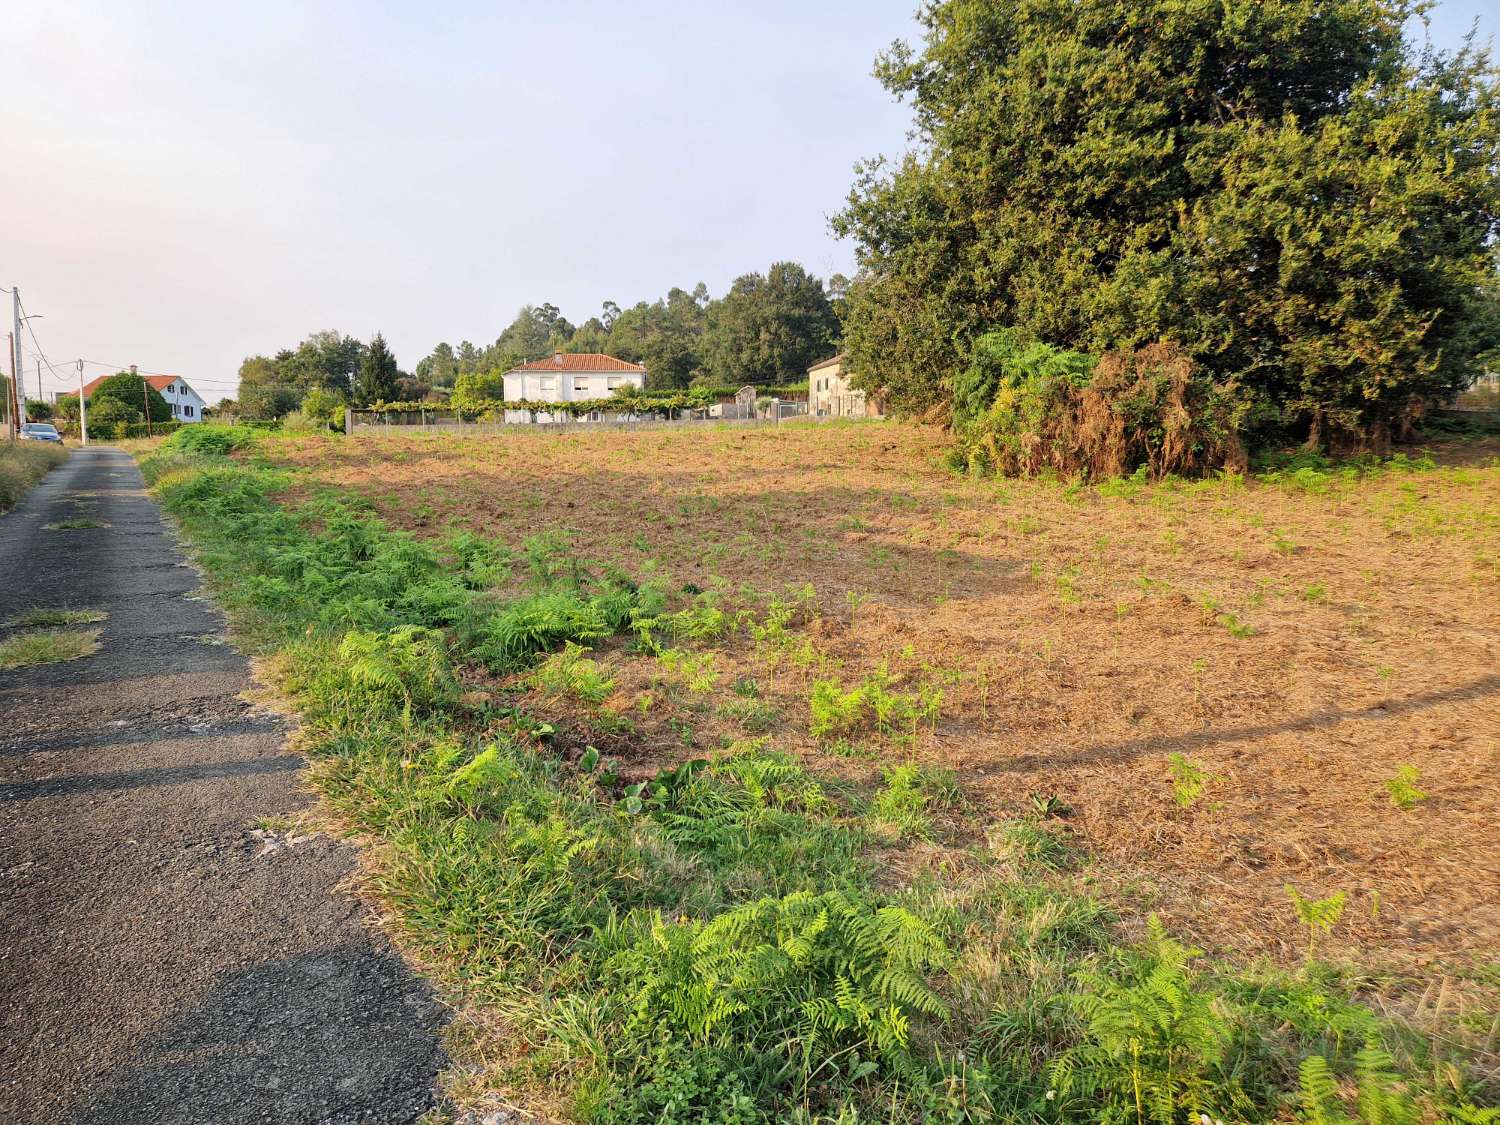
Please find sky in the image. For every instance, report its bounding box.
[4,0,1494,405]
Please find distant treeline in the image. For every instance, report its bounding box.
[226,261,842,422]
[415,261,841,393]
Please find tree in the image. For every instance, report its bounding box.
[494,304,574,363]
[563,318,612,354]
[834,0,1500,448]
[237,355,300,420]
[456,340,484,376]
[354,333,401,406]
[86,396,139,437]
[610,285,711,388]
[91,372,172,423]
[451,369,507,416]
[24,399,54,421]
[276,331,363,397]
[703,262,839,385]
[301,387,347,428]
[415,341,458,388]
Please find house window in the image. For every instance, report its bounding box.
[607,376,623,390]
[165,384,174,395]
[184,404,194,418]
[539,376,557,396]
[574,377,589,394]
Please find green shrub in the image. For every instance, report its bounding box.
[160,424,259,456]
[528,643,615,704]
[951,332,1248,479]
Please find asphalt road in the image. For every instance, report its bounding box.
[0,446,447,1124]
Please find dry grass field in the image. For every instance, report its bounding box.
[268,420,1500,978]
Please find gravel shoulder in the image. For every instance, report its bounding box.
[0,446,447,1125]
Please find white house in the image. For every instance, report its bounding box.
[808,354,881,419]
[77,368,207,423]
[501,353,646,423]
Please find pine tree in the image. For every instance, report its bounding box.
[354,333,400,407]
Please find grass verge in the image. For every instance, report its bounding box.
[0,442,68,513]
[137,429,1497,1124]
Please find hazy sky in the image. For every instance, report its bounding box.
[6,1,1493,404]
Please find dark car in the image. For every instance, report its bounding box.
[19,422,63,443]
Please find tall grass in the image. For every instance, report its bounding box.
[138,441,1497,1123]
[0,441,67,512]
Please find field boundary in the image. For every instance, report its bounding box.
[345,412,865,436]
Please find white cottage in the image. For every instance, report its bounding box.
[78,368,208,423]
[501,353,647,423]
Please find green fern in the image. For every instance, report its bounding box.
[1286,885,1347,953]
[1049,916,1227,1124]
[1383,765,1427,810]
[1299,1054,1353,1125]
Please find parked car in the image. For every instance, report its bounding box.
[19,422,63,443]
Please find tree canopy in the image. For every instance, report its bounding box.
[413,266,839,393]
[91,372,171,423]
[703,264,839,387]
[354,333,401,406]
[233,331,403,419]
[833,0,1500,449]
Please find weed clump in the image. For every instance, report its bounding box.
[159,424,259,456]
[0,627,100,670]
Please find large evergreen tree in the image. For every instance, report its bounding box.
[834,0,1500,447]
[354,333,401,406]
[702,263,839,386]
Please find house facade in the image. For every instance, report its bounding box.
[501,353,646,422]
[77,369,207,423]
[808,354,880,419]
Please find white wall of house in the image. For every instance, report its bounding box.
[158,379,206,423]
[502,369,645,404]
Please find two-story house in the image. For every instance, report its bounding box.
[501,353,647,422]
[808,354,881,418]
[77,368,207,423]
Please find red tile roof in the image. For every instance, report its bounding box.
[504,353,645,374]
[78,373,189,398]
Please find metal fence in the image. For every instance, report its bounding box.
[348,398,814,434]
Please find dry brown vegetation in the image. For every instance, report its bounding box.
[269,421,1500,972]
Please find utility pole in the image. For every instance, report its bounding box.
[77,359,88,445]
[36,360,43,406]
[11,288,25,425]
[139,365,153,438]
[5,332,18,441]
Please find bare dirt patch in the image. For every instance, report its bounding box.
[269,423,1500,970]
